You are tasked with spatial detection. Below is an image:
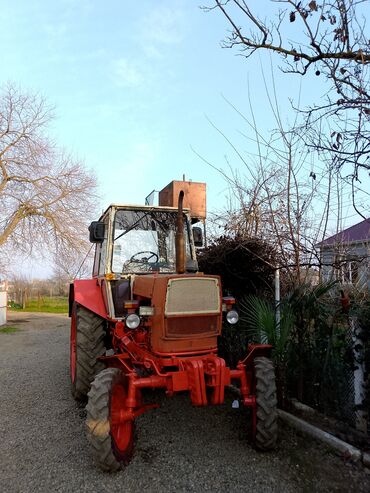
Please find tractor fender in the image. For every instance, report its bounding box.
[69,279,107,319]
[241,344,273,370]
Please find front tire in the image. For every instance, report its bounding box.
[70,305,106,401]
[254,356,278,450]
[86,368,135,472]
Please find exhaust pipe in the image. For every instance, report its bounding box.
[175,190,185,274]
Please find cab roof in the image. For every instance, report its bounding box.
[100,204,190,220]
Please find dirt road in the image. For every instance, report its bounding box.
[1,312,369,492]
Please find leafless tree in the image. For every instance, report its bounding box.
[196,92,339,285]
[52,246,94,281]
[207,1,370,216]
[0,83,98,273]
[8,274,33,308]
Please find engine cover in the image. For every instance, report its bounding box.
[133,273,222,355]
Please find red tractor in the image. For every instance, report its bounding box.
[69,180,277,471]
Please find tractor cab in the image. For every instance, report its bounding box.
[90,204,198,277]
[83,180,206,321]
[87,203,204,320]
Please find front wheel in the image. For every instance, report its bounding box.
[86,368,135,472]
[254,356,278,450]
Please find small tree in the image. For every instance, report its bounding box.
[8,274,32,308]
[202,100,335,286]
[198,235,278,298]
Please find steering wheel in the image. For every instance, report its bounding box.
[129,251,159,264]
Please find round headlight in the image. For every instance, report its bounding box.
[226,310,239,325]
[125,313,141,329]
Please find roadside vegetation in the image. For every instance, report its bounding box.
[9,296,68,314]
[6,276,70,313]
[0,325,19,333]
[200,234,369,436]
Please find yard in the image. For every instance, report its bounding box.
[1,311,369,492]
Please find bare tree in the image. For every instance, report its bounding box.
[209,144,330,284]
[207,1,370,215]
[196,92,339,285]
[8,274,33,308]
[0,83,98,272]
[52,246,94,281]
[209,1,369,72]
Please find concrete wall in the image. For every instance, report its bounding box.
[0,284,7,326]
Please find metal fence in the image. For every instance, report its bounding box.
[287,315,368,435]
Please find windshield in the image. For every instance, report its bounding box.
[112,209,192,273]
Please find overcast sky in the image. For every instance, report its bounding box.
[1,0,368,277]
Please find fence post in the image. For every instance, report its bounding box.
[350,316,367,433]
[275,267,281,337]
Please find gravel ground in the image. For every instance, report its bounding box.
[1,311,370,493]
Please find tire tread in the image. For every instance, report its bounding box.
[254,356,278,450]
[86,368,132,472]
[72,306,106,401]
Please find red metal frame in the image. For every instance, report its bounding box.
[70,277,272,442]
[98,321,272,440]
[110,380,135,461]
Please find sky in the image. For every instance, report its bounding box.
[1,0,369,277]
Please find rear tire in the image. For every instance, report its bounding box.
[254,356,278,450]
[70,305,106,401]
[86,368,134,472]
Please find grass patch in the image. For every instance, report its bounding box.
[0,326,19,333]
[9,296,68,314]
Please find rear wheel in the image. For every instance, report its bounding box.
[86,368,135,472]
[70,305,106,401]
[254,356,278,450]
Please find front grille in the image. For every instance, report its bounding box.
[165,277,220,316]
[166,315,219,337]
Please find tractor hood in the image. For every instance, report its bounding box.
[132,273,222,355]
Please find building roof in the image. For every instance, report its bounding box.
[317,218,370,247]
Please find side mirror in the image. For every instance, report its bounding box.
[89,221,105,243]
[192,226,203,247]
